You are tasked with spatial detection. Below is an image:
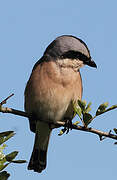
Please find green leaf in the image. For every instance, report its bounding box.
[0,158,7,166]
[78,100,86,112]
[5,151,18,162]
[72,101,82,119]
[0,171,10,180]
[85,102,92,113]
[58,129,66,136]
[75,107,82,119]
[113,128,117,134]
[0,163,10,171]
[72,111,76,118]
[0,131,14,138]
[0,138,4,146]
[96,103,117,116]
[0,144,7,153]
[96,102,109,116]
[0,156,6,165]
[0,144,7,163]
[104,105,117,113]
[83,113,93,127]
[73,121,80,126]
[11,160,27,164]
[0,132,15,145]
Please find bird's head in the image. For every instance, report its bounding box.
[44,35,97,70]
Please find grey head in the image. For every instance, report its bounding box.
[44,35,97,68]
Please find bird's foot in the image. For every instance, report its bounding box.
[64,119,73,134]
[58,119,73,136]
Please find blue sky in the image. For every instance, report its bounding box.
[0,0,117,179]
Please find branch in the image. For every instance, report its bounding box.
[0,106,29,118]
[0,94,29,118]
[0,104,117,141]
[0,94,14,106]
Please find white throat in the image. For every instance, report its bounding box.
[56,58,84,71]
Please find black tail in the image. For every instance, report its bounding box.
[28,121,51,173]
[28,146,47,173]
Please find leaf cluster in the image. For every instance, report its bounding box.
[0,131,26,180]
[74,100,117,127]
[59,100,117,135]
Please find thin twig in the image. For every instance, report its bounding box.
[0,94,14,105]
[0,106,117,141]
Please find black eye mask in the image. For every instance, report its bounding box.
[61,50,97,68]
[61,50,90,61]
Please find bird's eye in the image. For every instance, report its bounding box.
[61,51,79,59]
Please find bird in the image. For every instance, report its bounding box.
[24,35,97,173]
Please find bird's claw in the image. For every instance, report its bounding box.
[65,120,73,134]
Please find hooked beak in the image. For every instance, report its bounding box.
[84,59,97,68]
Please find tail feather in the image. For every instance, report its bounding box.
[28,147,47,172]
[28,121,51,173]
